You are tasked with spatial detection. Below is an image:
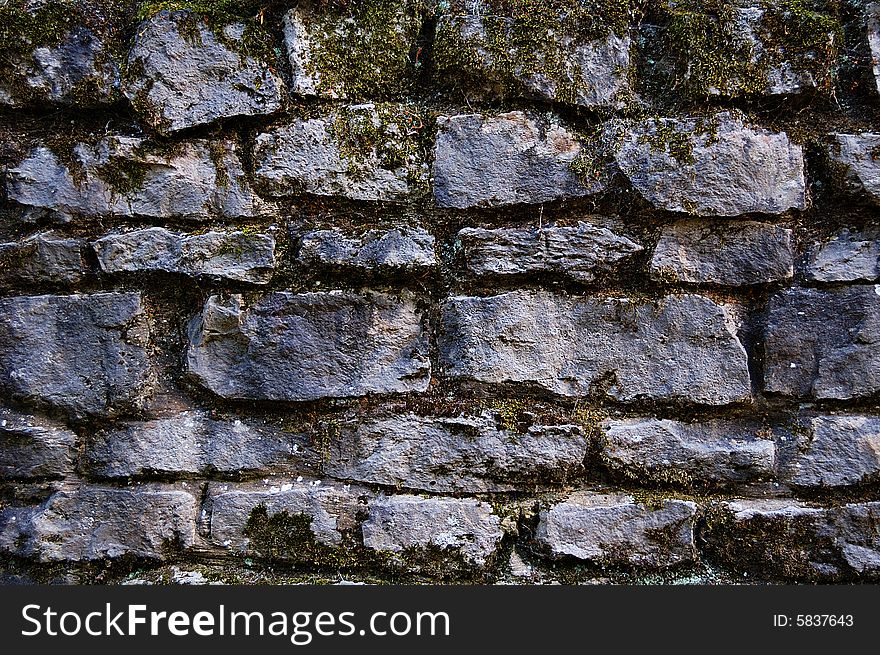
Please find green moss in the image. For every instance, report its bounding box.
[485,399,529,433]
[95,159,150,195]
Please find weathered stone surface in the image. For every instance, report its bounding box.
[206,480,365,551]
[0,232,86,284]
[805,229,880,282]
[253,104,428,201]
[784,415,880,487]
[7,137,268,221]
[536,493,697,567]
[763,286,880,400]
[298,227,436,274]
[0,293,152,417]
[0,407,75,479]
[284,4,422,99]
[458,223,642,283]
[187,291,430,401]
[434,15,631,108]
[362,495,503,566]
[93,227,276,284]
[433,111,603,209]
[650,220,793,285]
[0,486,198,561]
[439,290,750,405]
[602,418,777,485]
[868,4,880,96]
[124,11,282,133]
[82,412,316,479]
[611,112,806,216]
[828,133,880,203]
[326,412,587,493]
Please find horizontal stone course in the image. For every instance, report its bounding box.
[298,227,436,274]
[0,232,86,285]
[805,229,880,282]
[0,407,75,479]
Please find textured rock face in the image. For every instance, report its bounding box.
[763,286,880,400]
[650,221,793,285]
[93,227,276,284]
[440,291,750,405]
[0,293,151,417]
[254,104,428,201]
[457,223,642,282]
[433,112,603,208]
[7,137,267,221]
[0,486,198,561]
[869,4,880,96]
[829,133,880,203]
[0,407,75,479]
[536,493,697,567]
[611,112,806,216]
[602,418,777,485]
[187,291,430,401]
[124,11,282,133]
[805,229,880,282]
[0,232,86,284]
[362,495,503,566]
[784,416,880,488]
[327,413,587,493]
[299,227,436,274]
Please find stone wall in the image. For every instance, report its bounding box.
[1,0,879,584]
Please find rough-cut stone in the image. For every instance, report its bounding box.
[0,486,198,561]
[187,291,430,401]
[433,111,603,209]
[439,290,750,405]
[298,227,436,274]
[784,415,880,487]
[651,220,793,285]
[0,232,86,284]
[434,15,631,108]
[7,137,268,222]
[457,223,642,283]
[536,493,697,567]
[0,293,151,417]
[868,4,880,96]
[763,286,880,400]
[124,11,282,133]
[828,133,880,204]
[93,227,276,284]
[206,480,365,552]
[253,104,428,201]
[0,407,75,479]
[326,412,587,493]
[362,495,503,566]
[602,418,777,485]
[805,229,880,282]
[611,112,806,216]
[82,412,317,479]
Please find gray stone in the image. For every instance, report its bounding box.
[602,418,777,485]
[763,286,880,400]
[0,232,86,284]
[253,104,428,201]
[434,15,631,108]
[93,227,276,284]
[651,220,793,285]
[439,290,750,405]
[784,415,880,487]
[611,112,806,216]
[0,486,198,561]
[833,502,880,574]
[536,492,697,567]
[458,222,642,283]
[805,229,880,282]
[433,111,603,209]
[829,133,880,203]
[7,137,268,221]
[124,11,283,133]
[0,407,75,479]
[0,293,152,418]
[187,290,430,401]
[299,227,436,274]
[868,4,880,96]
[326,412,587,493]
[362,495,503,566]
[206,480,365,552]
[82,411,317,479]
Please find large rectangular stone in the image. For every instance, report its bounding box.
[0,407,75,479]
